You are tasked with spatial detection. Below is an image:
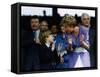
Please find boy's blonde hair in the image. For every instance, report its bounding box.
[39,30,52,45]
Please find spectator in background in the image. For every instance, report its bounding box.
[40,20,48,32]
[39,20,49,39]
[51,24,59,40]
[80,13,96,67]
[69,24,90,68]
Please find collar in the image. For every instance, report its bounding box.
[45,42,50,48]
[80,25,90,30]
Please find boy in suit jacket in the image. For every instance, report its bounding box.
[39,30,59,70]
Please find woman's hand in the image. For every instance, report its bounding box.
[60,56,64,63]
[80,34,84,43]
[68,38,72,45]
[57,43,63,52]
[80,34,90,49]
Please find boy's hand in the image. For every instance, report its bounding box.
[51,42,55,51]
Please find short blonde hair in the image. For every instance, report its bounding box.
[39,30,52,44]
[60,15,76,27]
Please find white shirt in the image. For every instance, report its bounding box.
[45,42,55,51]
[45,42,50,48]
[34,29,40,43]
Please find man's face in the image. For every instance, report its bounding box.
[82,15,90,27]
[31,18,40,30]
[40,21,48,31]
[51,25,58,34]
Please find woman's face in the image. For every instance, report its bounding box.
[46,35,54,43]
[74,26,80,33]
[65,26,74,33]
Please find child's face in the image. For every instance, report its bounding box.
[74,26,80,33]
[46,34,54,43]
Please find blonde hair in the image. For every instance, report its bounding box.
[39,30,52,45]
[60,15,76,27]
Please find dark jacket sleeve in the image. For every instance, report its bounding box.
[52,48,60,63]
[21,30,36,47]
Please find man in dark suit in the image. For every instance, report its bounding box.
[21,16,40,72]
[89,25,96,67]
[80,13,96,67]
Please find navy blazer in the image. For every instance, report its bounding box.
[39,44,59,63]
[89,26,96,67]
[20,30,40,72]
